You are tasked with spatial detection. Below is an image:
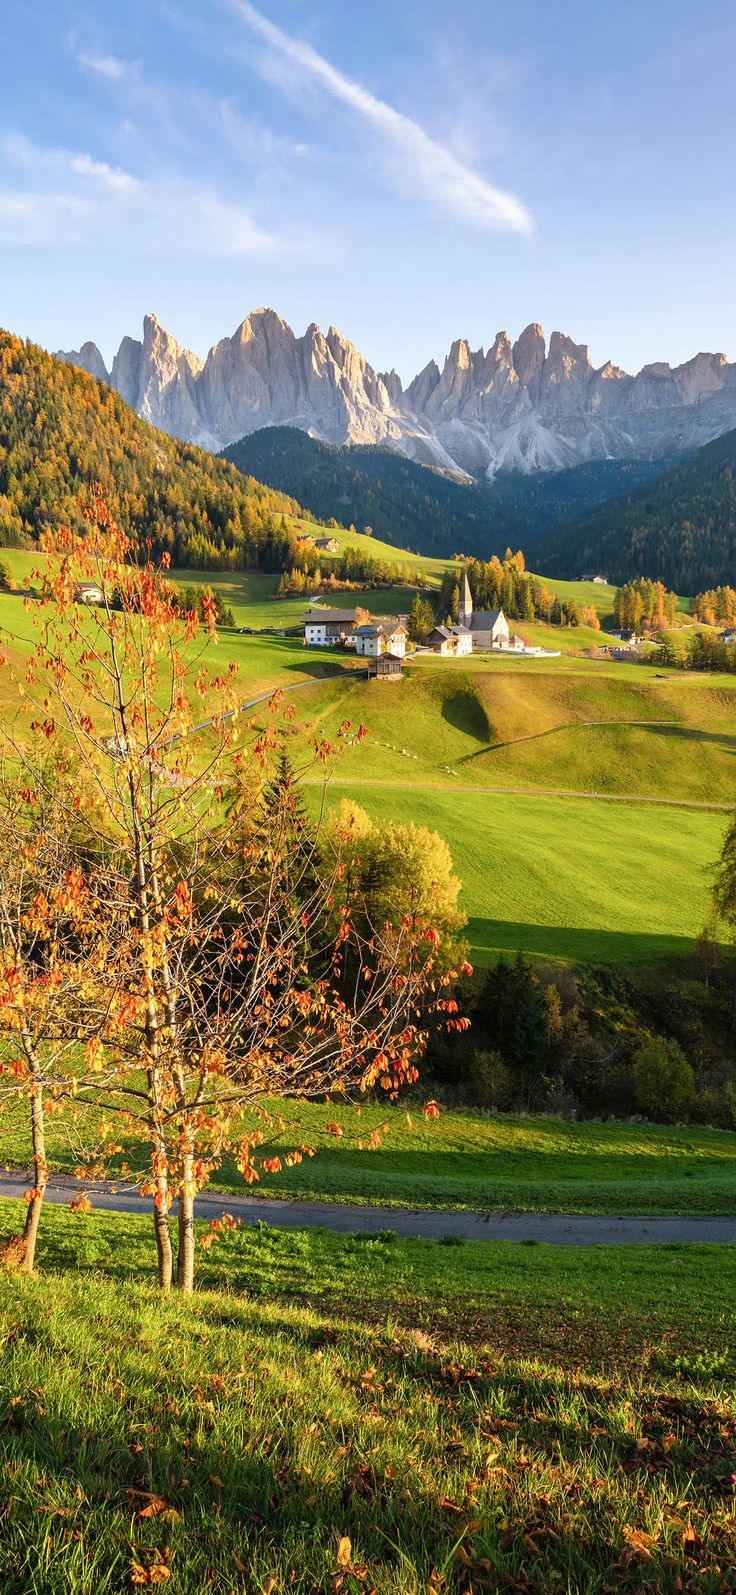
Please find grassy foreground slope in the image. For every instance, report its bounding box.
[1,1205,735,1593]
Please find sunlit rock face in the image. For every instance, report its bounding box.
[55,311,736,477]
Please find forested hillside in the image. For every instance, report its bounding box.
[223,426,491,557]
[0,334,302,569]
[223,426,672,561]
[534,427,736,590]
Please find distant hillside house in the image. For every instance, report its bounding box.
[302,607,357,647]
[458,570,510,650]
[368,652,403,682]
[295,533,315,547]
[354,620,408,659]
[427,625,473,657]
[314,536,340,554]
[73,581,105,605]
[579,572,608,584]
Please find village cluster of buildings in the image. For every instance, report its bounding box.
[301,573,555,675]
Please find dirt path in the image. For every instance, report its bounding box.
[305,777,732,811]
[0,1175,732,1245]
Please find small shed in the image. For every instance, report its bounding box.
[368,652,403,682]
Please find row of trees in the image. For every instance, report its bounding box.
[170,582,236,628]
[0,498,469,1290]
[427,941,736,1127]
[653,631,736,672]
[613,577,677,633]
[692,585,736,625]
[435,552,600,631]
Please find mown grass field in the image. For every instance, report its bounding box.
[1,1204,735,1593]
[4,1097,736,1216]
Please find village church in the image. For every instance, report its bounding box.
[458,571,511,650]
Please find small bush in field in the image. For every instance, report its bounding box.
[634,1036,695,1124]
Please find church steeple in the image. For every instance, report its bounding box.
[459,569,473,628]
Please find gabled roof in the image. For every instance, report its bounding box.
[356,619,407,638]
[429,625,454,641]
[470,609,506,630]
[302,608,356,625]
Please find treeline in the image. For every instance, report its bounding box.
[692,585,736,624]
[613,577,677,632]
[437,551,600,629]
[537,425,736,592]
[0,333,307,571]
[426,947,736,1127]
[276,540,424,596]
[655,632,736,673]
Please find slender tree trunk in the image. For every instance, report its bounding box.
[176,1143,195,1294]
[150,1106,174,1290]
[21,1080,47,1274]
[153,1190,174,1291]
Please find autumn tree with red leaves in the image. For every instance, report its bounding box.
[0,495,468,1291]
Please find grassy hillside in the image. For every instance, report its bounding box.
[536,425,736,591]
[316,787,723,964]
[1,1207,735,1593]
[1,551,724,969]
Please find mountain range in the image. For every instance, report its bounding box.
[55,309,736,480]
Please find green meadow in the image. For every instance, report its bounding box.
[1,1204,735,1594]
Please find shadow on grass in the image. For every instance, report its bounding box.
[465,918,707,964]
[440,688,489,742]
[1,1282,734,1595]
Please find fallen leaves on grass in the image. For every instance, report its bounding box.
[129,1557,171,1586]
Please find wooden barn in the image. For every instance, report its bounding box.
[367,652,403,682]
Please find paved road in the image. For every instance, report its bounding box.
[0,1175,733,1245]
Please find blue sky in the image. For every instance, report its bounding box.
[2,0,735,382]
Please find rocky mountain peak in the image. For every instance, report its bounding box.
[53,339,110,385]
[53,308,736,478]
[512,324,546,399]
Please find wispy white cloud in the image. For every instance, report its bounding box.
[227,0,533,235]
[77,52,135,81]
[0,134,278,255]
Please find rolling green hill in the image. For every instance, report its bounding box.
[535,426,736,591]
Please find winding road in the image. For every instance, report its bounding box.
[0,1174,732,1246]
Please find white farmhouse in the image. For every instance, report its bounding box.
[427,625,473,657]
[354,620,407,658]
[302,607,357,647]
[73,581,105,605]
